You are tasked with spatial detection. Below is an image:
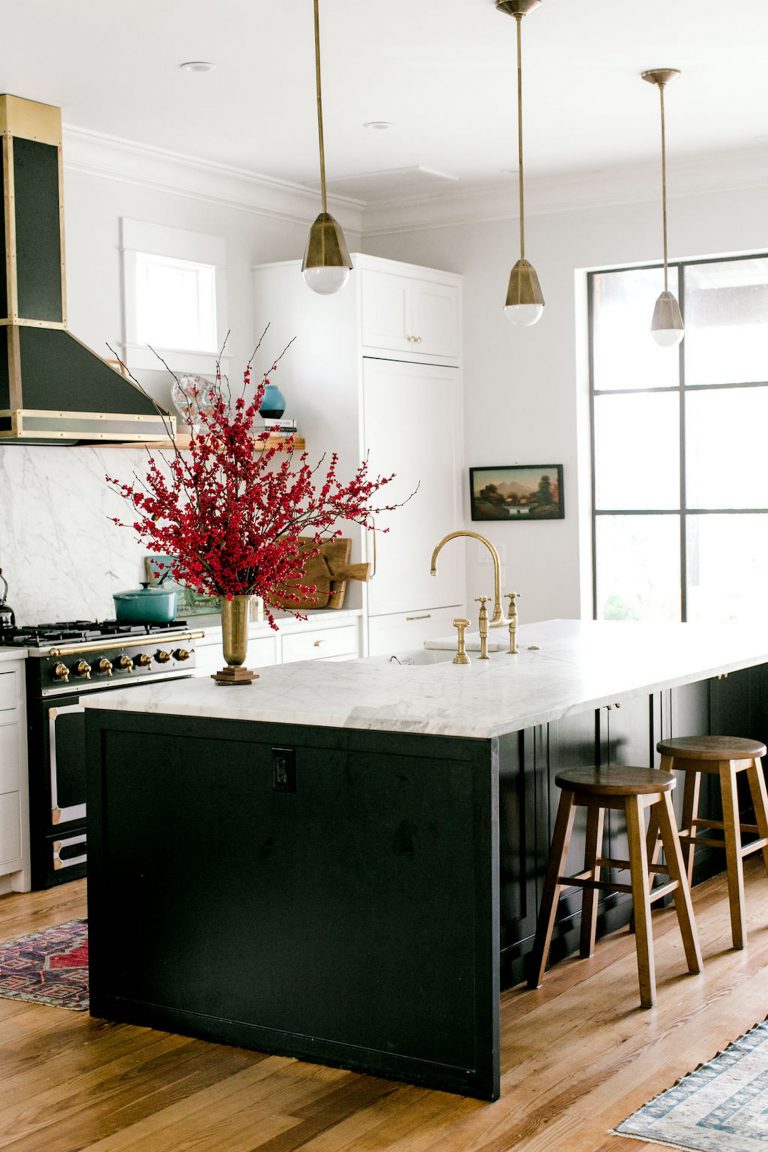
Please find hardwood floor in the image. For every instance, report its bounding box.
[1,865,767,1151]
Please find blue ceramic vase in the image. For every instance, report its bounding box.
[259,383,286,419]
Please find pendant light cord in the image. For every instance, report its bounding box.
[659,82,669,293]
[515,13,526,260]
[313,0,328,216]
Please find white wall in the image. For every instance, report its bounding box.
[363,183,768,623]
[0,156,342,624]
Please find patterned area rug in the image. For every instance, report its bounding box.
[0,919,88,1010]
[614,1019,768,1151]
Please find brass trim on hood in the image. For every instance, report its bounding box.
[0,93,175,445]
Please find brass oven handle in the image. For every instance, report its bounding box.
[48,630,205,658]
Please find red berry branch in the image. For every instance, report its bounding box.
[107,356,398,628]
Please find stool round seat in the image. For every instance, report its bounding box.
[555,766,675,796]
[652,734,768,950]
[657,735,766,761]
[529,763,701,1009]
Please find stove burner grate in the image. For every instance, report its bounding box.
[0,619,191,647]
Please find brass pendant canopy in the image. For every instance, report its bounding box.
[303,0,352,295]
[642,68,684,347]
[498,0,544,325]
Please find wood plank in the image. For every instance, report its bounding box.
[0,867,766,1150]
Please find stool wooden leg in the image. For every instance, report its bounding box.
[656,790,703,975]
[679,765,701,887]
[746,757,768,876]
[580,802,605,959]
[626,795,656,1009]
[720,760,746,950]
[528,791,577,990]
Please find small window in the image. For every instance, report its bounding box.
[122,219,226,372]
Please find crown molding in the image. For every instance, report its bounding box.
[62,125,366,233]
[361,147,768,236]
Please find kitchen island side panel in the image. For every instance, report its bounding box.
[86,713,501,1101]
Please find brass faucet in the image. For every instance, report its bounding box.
[475,596,491,659]
[430,530,507,627]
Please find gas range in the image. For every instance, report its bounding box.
[0,619,204,696]
[4,616,206,889]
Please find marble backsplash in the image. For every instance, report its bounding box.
[0,444,159,624]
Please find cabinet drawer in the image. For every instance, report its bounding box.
[0,791,21,864]
[0,724,19,795]
[193,635,278,676]
[368,606,462,657]
[281,625,359,664]
[0,671,17,713]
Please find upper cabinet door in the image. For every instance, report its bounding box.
[360,269,460,364]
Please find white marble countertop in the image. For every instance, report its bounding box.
[82,619,768,740]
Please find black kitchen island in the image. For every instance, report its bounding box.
[84,620,768,1101]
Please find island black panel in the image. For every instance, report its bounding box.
[86,713,500,1101]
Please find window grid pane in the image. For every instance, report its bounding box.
[590,253,768,625]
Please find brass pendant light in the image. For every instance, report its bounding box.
[642,68,684,346]
[497,0,544,326]
[302,0,352,295]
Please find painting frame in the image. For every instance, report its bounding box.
[469,464,564,522]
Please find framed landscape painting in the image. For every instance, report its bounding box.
[469,465,564,521]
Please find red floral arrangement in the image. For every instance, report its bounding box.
[107,351,396,628]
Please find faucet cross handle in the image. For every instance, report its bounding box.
[506,592,521,655]
[474,597,491,660]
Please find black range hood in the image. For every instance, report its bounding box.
[0,95,174,444]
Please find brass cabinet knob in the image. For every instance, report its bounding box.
[96,658,113,676]
[135,653,152,667]
[51,662,69,682]
[173,648,190,661]
[116,654,134,671]
[73,660,91,679]
[155,649,171,664]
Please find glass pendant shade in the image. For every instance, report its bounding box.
[505,258,545,326]
[302,212,352,295]
[651,290,684,347]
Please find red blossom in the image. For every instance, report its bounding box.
[107,361,397,628]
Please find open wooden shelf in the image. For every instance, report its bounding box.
[110,436,306,451]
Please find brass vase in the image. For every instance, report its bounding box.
[214,595,259,684]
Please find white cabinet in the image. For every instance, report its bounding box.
[252,252,465,656]
[360,267,460,364]
[363,359,463,619]
[0,658,29,892]
[193,612,361,676]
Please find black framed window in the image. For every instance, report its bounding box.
[589,254,768,624]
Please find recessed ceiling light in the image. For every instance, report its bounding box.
[363,121,393,131]
[179,61,216,73]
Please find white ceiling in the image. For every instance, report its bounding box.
[3,0,767,206]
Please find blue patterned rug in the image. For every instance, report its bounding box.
[614,1019,768,1150]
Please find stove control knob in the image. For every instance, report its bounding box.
[116,655,134,672]
[155,649,171,664]
[173,648,191,661]
[51,662,70,683]
[135,653,152,668]
[96,658,113,677]
[73,660,92,680]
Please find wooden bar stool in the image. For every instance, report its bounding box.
[528,766,702,1008]
[655,736,768,950]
